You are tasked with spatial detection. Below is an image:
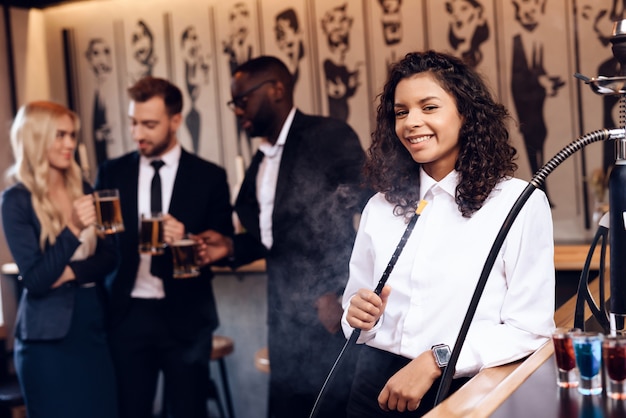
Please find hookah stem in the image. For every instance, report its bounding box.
[308,200,428,418]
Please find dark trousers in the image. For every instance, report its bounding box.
[109,298,211,418]
[347,345,469,417]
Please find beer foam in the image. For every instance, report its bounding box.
[173,239,195,246]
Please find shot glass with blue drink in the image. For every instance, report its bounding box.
[573,332,604,395]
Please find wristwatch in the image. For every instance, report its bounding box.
[431,344,452,369]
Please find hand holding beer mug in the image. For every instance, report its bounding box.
[139,212,165,255]
[94,189,125,234]
[193,230,234,265]
[71,194,98,232]
[171,234,200,279]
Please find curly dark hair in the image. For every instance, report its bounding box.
[365,50,517,219]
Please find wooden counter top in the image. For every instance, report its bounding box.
[553,244,607,271]
[212,244,605,276]
[211,259,266,274]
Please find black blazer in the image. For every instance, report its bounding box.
[95,148,233,357]
[1,182,117,341]
[234,110,368,326]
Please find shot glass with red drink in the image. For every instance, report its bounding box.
[552,327,581,388]
[604,335,626,399]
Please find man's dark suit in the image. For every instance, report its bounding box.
[234,110,368,417]
[95,147,233,418]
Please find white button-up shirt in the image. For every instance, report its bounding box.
[131,144,181,299]
[257,107,296,249]
[342,168,555,377]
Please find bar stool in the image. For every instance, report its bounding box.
[209,335,236,418]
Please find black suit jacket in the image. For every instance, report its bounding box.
[234,110,368,326]
[1,182,117,341]
[95,148,233,358]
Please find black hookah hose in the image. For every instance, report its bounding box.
[308,199,428,418]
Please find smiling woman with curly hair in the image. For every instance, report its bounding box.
[366,50,517,220]
[341,51,555,417]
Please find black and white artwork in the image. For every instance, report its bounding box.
[574,0,625,208]
[214,0,262,190]
[54,0,597,242]
[365,0,426,105]
[427,0,501,96]
[261,0,318,114]
[509,0,566,207]
[84,37,114,166]
[313,1,372,148]
[499,0,580,241]
[128,19,159,82]
[168,8,223,165]
[69,21,125,174]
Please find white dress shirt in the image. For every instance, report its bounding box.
[341,168,555,377]
[257,107,296,249]
[131,144,181,299]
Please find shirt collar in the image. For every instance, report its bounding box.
[419,168,459,200]
[140,143,182,168]
[258,107,296,157]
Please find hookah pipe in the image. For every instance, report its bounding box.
[572,18,626,334]
[436,19,626,406]
[606,19,626,335]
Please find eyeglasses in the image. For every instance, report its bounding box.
[227,79,277,111]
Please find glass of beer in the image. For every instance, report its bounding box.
[94,189,125,234]
[171,235,200,279]
[139,212,165,255]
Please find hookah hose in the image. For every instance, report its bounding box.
[308,199,428,418]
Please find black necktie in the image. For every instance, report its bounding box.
[150,160,165,277]
[150,160,165,213]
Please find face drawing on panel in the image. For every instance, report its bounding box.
[181,25,210,154]
[321,3,362,122]
[130,20,157,82]
[275,8,305,84]
[445,0,489,68]
[85,38,113,165]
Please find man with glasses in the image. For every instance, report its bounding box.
[204,55,369,417]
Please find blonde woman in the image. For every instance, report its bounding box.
[1,101,118,418]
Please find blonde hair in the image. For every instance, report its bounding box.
[8,101,84,249]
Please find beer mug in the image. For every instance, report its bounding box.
[94,189,125,234]
[171,235,200,279]
[139,212,165,255]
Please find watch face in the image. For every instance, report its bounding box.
[433,345,451,366]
